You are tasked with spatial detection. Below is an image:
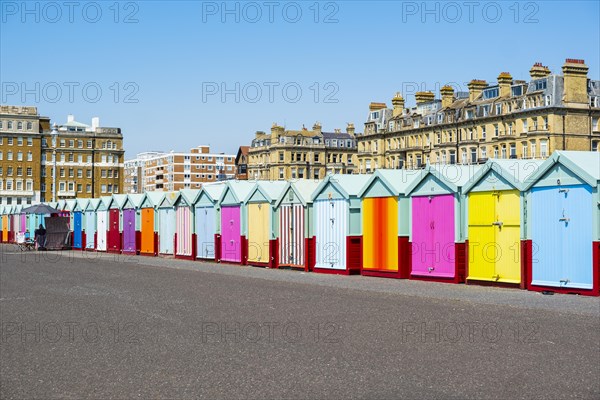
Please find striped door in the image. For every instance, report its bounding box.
[73,212,83,249]
[531,185,593,289]
[363,197,398,271]
[96,211,107,251]
[159,208,175,254]
[141,208,154,254]
[85,211,96,249]
[176,207,192,256]
[279,204,305,267]
[314,199,347,270]
[220,206,241,262]
[196,206,216,259]
[247,203,270,263]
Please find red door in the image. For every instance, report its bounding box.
[108,209,121,252]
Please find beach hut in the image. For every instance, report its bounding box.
[405,164,482,283]
[311,174,371,274]
[106,194,127,253]
[462,159,543,288]
[525,151,600,296]
[95,196,112,251]
[194,183,226,261]
[4,206,13,243]
[1,206,8,243]
[217,181,255,264]
[71,199,87,250]
[357,170,421,278]
[173,189,201,260]
[139,192,164,256]
[274,179,322,270]
[122,194,144,255]
[84,199,100,250]
[156,191,179,255]
[244,181,287,268]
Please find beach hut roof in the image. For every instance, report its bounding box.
[85,198,101,211]
[141,191,165,208]
[192,183,226,204]
[174,189,201,207]
[157,191,179,208]
[244,181,288,203]
[76,198,90,211]
[524,151,600,190]
[462,158,545,193]
[124,193,145,209]
[107,194,128,209]
[312,174,372,200]
[405,164,484,195]
[274,179,322,208]
[65,199,77,212]
[218,180,255,204]
[359,169,423,198]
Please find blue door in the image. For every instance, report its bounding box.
[531,185,593,289]
[196,206,216,259]
[73,212,83,249]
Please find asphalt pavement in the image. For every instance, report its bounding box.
[1,244,598,399]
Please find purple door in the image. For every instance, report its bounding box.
[220,206,241,262]
[20,214,27,234]
[411,194,455,278]
[122,209,137,254]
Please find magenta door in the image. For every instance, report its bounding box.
[20,214,26,233]
[220,206,241,262]
[411,194,455,278]
[122,209,137,254]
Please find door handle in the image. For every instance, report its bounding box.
[558,188,569,193]
[428,266,434,272]
[559,217,570,222]
[492,221,503,227]
[559,279,570,286]
[492,274,500,281]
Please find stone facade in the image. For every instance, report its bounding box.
[358,59,600,171]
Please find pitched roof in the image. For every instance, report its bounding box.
[274,179,322,208]
[312,174,372,200]
[524,150,600,189]
[463,158,545,193]
[405,164,484,194]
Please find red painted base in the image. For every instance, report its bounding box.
[241,236,248,266]
[269,239,278,268]
[361,236,410,279]
[527,241,599,297]
[409,242,467,284]
[312,267,359,275]
[346,236,363,274]
[304,237,315,272]
[214,234,221,262]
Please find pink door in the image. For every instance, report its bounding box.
[220,206,241,262]
[411,194,455,278]
[20,214,27,234]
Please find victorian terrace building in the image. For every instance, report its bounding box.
[358,58,600,172]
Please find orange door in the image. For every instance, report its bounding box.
[141,208,155,254]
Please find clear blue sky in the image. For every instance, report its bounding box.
[1,1,598,157]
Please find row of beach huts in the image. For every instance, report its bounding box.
[1,151,599,296]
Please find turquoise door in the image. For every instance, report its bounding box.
[531,185,594,289]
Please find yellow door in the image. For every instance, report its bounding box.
[468,192,496,281]
[363,197,398,271]
[248,203,270,263]
[494,191,521,283]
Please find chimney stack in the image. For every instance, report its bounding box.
[369,102,387,111]
[440,86,455,108]
[530,62,551,79]
[467,79,487,102]
[91,117,100,131]
[562,58,589,107]
[346,123,355,136]
[391,93,405,117]
[497,72,513,97]
[312,122,322,134]
[67,114,75,123]
[415,91,435,105]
